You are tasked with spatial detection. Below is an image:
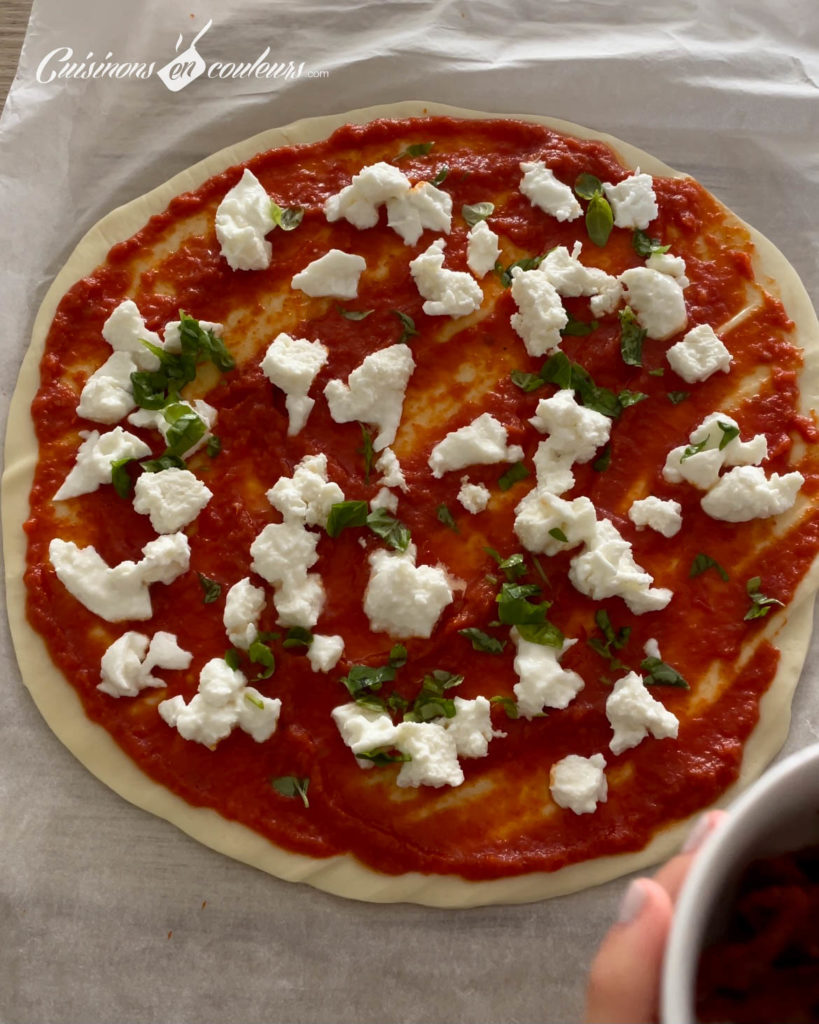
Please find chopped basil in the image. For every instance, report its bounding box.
[540,352,623,419]
[587,608,631,669]
[667,391,690,405]
[490,695,520,719]
[358,423,375,482]
[744,577,784,620]
[271,775,310,807]
[690,554,730,581]
[593,445,612,473]
[561,314,599,337]
[548,527,568,543]
[392,310,419,344]
[162,403,207,459]
[494,254,545,288]
[618,390,648,409]
[394,141,435,161]
[249,639,276,679]
[430,165,449,187]
[619,307,647,367]
[574,174,613,247]
[326,500,369,537]
[224,649,241,670]
[357,748,411,765]
[269,202,304,231]
[141,453,187,474]
[436,503,458,531]
[388,643,408,668]
[206,435,222,457]
[510,369,546,393]
[462,201,495,227]
[641,656,689,689]
[341,662,398,698]
[458,627,506,654]
[110,457,134,498]
[718,420,740,450]
[337,306,373,320]
[498,461,530,491]
[496,582,563,647]
[366,507,411,551]
[197,572,222,604]
[681,436,710,462]
[403,670,464,723]
[485,548,528,582]
[632,229,671,257]
[283,627,314,649]
[244,691,265,710]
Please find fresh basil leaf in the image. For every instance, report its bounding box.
[495,255,545,288]
[641,656,689,689]
[270,201,305,231]
[358,424,375,482]
[718,421,740,450]
[632,229,671,257]
[462,201,495,227]
[498,461,530,491]
[394,141,435,160]
[403,670,464,722]
[681,436,710,462]
[206,435,222,457]
[510,369,547,393]
[549,527,568,543]
[587,608,631,669]
[354,693,387,713]
[283,627,314,649]
[340,663,397,697]
[162,405,207,459]
[458,627,506,654]
[249,640,276,679]
[690,554,730,581]
[744,577,784,620]
[619,306,647,367]
[485,549,528,582]
[430,165,449,187]
[392,310,419,344]
[357,748,411,765]
[586,193,614,247]
[110,457,134,498]
[337,306,373,321]
[224,649,241,670]
[618,390,648,409]
[496,582,563,647]
[437,503,458,531]
[490,695,520,719]
[366,507,411,551]
[574,173,604,201]
[326,500,369,538]
[197,573,222,604]
[667,391,690,405]
[244,691,265,710]
[272,775,310,807]
[593,445,612,473]
[562,314,599,337]
[388,644,408,668]
[178,311,235,373]
[141,453,187,474]
[539,352,623,418]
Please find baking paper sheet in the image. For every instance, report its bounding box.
[1,1,818,1021]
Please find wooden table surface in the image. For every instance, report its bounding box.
[1,0,34,113]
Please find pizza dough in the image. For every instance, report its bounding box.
[4,102,819,906]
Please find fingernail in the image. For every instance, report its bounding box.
[617,878,648,925]
[682,810,720,853]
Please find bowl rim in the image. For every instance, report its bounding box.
[660,741,819,1024]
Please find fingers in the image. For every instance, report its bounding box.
[585,877,673,1024]
[653,809,727,901]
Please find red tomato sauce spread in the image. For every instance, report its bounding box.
[21,116,819,880]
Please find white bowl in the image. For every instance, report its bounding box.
[661,742,819,1024]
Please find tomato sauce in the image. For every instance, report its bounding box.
[21,116,819,880]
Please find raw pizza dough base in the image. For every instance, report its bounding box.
[4,101,819,907]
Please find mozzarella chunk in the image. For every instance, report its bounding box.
[466,220,501,278]
[519,161,582,222]
[102,299,163,369]
[54,427,151,501]
[98,630,192,698]
[666,323,732,384]
[628,496,683,537]
[132,468,212,534]
[457,477,491,514]
[514,491,597,556]
[428,412,524,478]
[569,518,673,614]
[76,351,140,424]
[307,634,345,673]
[540,243,623,316]
[49,533,190,622]
[620,266,687,340]
[266,453,344,528]
[386,181,452,245]
[291,249,366,299]
[646,252,690,287]
[370,486,399,513]
[375,447,408,491]
[530,389,612,468]
[161,317,224,354]
[332,703,399,760]
[159,658,280,746]
[394,721,464,788]
[701,465,804,522]
[606,671,679,755]
[443,696,505,759]
[512,632,584,718]
[128,399,217,459]
[550,753,608,815]
[215,168,276,271]
[603,172,658,230]
[663,412,768,490]
[324,161,411,229]
[324,344,415,451]
[409,238,484,317]
[223,578,267,650]
[261,332,329,435]
[363,544,454,638]
[509,266,568,356]
[250,519,324,628]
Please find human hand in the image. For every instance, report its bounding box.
[584,810,726,1024]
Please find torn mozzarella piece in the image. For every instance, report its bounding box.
[375,447,408,491]
[133,468,212,534]
[701,465,804,522]
[457,477,491,514]
[291,249,366,299]
[663,412,768,491]
[529,390,612,474]
[512,632,584,718]
[509,266,568,356]
[261,332,329,435]
[49,533,190,622]
[519,161,582,222]
[666,323,732,384]
[443,696,506,759]
[409,238,483,317]
[466,220,501,278]
[215,168,276,271]
[98,630,192,698]
[223,578,267,650]
[540,243,623,317]
[606,671,679,755]
[393,722,464,788]
[628,496,683,538]
[102,299,163,369]
[54,427,151,501]
[307,634,345,673]
[324,343,415,451]
[266,453,344,528]
[550,753,608,815]
[514,491,597,556]
[603,172,658,230]
[324,161,411,229]
[76,351,140,424]
[386,181,452,245]
[428,412,524,478]
[363,544,454,638]
[620,266,687,340]
[250,519,324,629]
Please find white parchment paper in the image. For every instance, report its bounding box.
[1,1,818,1021]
